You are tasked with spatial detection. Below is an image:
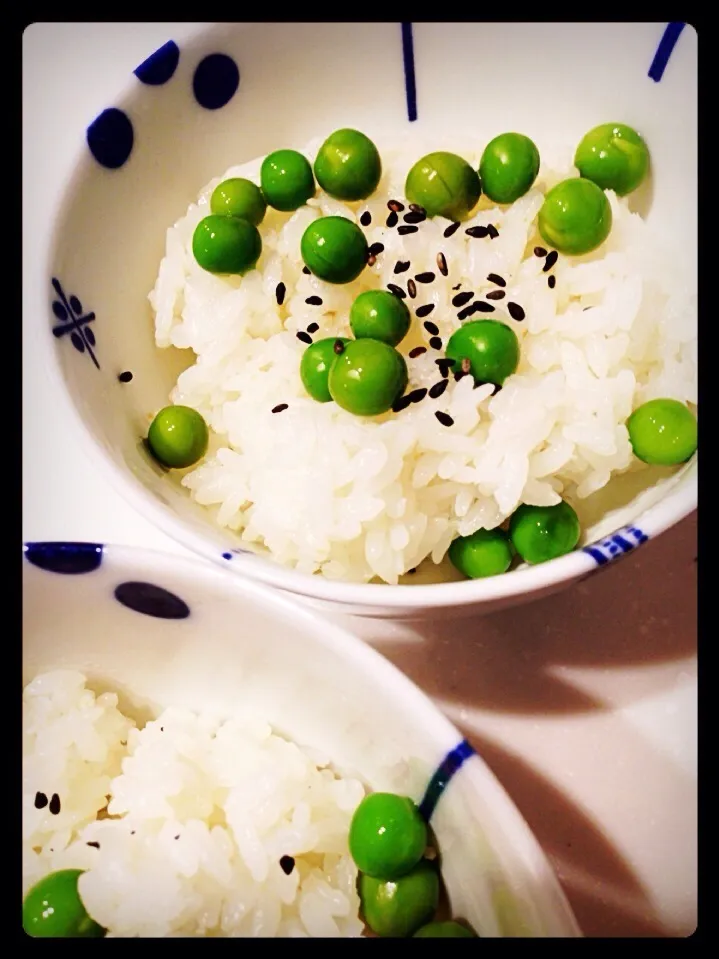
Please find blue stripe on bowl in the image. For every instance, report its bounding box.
[401,23,417,122]
[24,542,104,574]
[419,739,475,822]
[648,22,686,82]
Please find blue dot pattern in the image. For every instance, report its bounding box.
[114,581,190,619]
[87,108,134,169]
[24,542,103,574]
[134,40,180,85]
[193,54,240,110]
[222,552,233,560]
[418,739,475,822]
[582,525,648,566]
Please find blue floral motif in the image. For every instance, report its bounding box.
[582,525,649,566]
[51,278,99,369]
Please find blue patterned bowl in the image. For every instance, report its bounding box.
[42,23,697,617]
[23,541,580,936]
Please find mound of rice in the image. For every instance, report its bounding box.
[23,671,365,937]
[149,133,697,584]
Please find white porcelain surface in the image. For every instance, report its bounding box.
[29,21,697,618]
[24,23,697,937]
[23,543,580,937]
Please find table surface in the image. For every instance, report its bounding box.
[22,23,697,938]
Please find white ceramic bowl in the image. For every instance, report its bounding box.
[42,22,697,618]
[23,541,580,937]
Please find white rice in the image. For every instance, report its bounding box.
[149,133,697,584]
[23,671,365,937]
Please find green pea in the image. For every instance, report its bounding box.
[210,177,267,226]
[349,793,427,880]
[314,128,382,201]
[538,177,612,256]
[350,290,411,347]
[147,405,209,469]
[627,398,698,465]
[479,132,540,204]
[23,869,105,938]
[448,527,514,579]
[260,149,315,212]
[328,339,408,417]
[574,123,650,196]
[300,337,351,403]
[360,860,439,938]
[509,501,581,565]
[445,320,520,387]
[414,921,477,938]
[405,152,481,220]
[192,214,262,275]
[300,216,368,284]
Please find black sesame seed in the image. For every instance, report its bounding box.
[473,301,495,313]
[487,224,500,239]
[160,727,164,732]
[307,322,319,334]
[429,336,443,350]
[548,275,557,289]
[436,252,448,276]
[118,371,133,383]
[360,211,372,226]
[305,295,323,306]
[275,282,286,305]
[466,226,489,239]
[415,272,435,284]
[452,283,461,290]
[404,211,426,224]
[408,567,417,574]
[280,855,295,875]
[296,331,313,344]
[368,242,385,257]
[507,302,526,321]
[452,291,473,308]
[86,841,100,849]
[435,357,456,377]
[408,346,427,358]
[386,211,399,228]
[444,221,460,238]
[534,246,548,257]
[543,250,559,272]
[34,791,48,809]
[407,387,428,404]
[407,279,417,299]
[487,273,506,287]
[428,379,448,399]
[49,793,61,816]
[272,403,289,414]
[387,283,406,299]
[392,393,413,412]
[415,304,435,318]
[175,835,180,840]
[394,260,410,274]
[435,411,454,427]
[457,304,476,320]
[423,320,440,336]
[409,203,426,214]
[131,830,136,835]
[486,289,505,300]
[302,266,311,274]
[333,339,345,354]
[388,199,405,212]
[398,225,419,235]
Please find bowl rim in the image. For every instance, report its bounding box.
[22,539,582,937]
[40,21,698,611]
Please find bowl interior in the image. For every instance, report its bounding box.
[23,544,580,936]
[44,22,697,608]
